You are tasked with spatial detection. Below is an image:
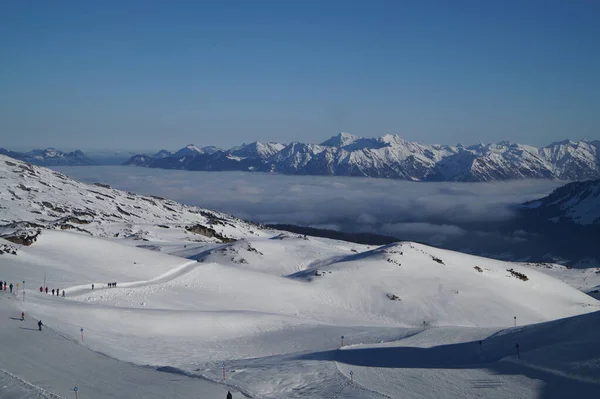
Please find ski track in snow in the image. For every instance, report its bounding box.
[0,368,66,399]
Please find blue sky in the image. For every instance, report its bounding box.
[1,0,598,151]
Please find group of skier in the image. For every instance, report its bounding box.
[1,281,15,293]
[91,282,118,289]
[5,279,234,398]
[39,286,65,297]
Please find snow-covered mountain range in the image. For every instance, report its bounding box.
[1,153,599,398]
[123,134,600,182]
[0,147,94,166]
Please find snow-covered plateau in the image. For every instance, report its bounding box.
[1,154,599,398]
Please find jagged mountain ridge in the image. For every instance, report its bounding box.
[0,148,95,166]
[522,179,600,225]
[123,134,600,181]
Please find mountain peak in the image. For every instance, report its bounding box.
[320,132,362,147]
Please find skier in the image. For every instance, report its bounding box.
[38,320,43,331]
[227,391,233,399]
[21,312,25,321]
[45,287,48,294]
[62,290,65,297]
[52,289,55,296]
[92,284,94,290]
[39,286,43,293]
[9,283,13,293]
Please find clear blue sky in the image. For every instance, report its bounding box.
[1,0,598,151]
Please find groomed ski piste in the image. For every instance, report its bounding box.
[1,154,600,398]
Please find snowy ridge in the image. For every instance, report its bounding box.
[523,179,600,224]
[1,153,600,398]
[122,133,600,181]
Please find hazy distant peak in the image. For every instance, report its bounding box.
[320,132,362,147]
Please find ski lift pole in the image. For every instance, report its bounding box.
[222,362,226,381]
[22,281,25,302]
[341,335,344,347]
[349,370,353,384]
[80,328,84,342]
[73,386,79,399]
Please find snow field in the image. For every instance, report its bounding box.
[2,228,599,398]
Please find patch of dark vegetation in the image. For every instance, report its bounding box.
[17,183,32,192]
[116,206,131,216]
[63,217,91,225]
[8,189,22,200]
[151,195,166,200]
[136,244,161,252]
[386,258,401,266]
[40,201,68,213]
[245,243,263,255]
[387,293,401,301]
[140,197,158,206]
[73,209,96,218]
[507,268,529,281]
[313,270,332,277]
[270,233,299,240]
[157,224,170,229]
[53,172,69,180]
[18,163,36,174]
[266,224,399,246]
[186,224,233,243]
[93,182,111,189]
[2,229,42,246]
[87,189,115,199]
[164,205,177,213]
[431,256,445,265]
[199,211,229,227]
[474,266,483,273]
[0,243,18,255]
[4,160,17,166]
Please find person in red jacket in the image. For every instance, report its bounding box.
[39,286,43,293]
[45,287,48,294]
[21,312,25,321]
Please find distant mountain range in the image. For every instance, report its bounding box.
[4,134,599,182]
[0,148,94,166]
[123,133,600,182]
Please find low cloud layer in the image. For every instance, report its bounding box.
[54,166,564,247]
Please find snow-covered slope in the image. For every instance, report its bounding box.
[520,261,600,299]
[1,154,599,398]
[0,154,260,242]
[122,134,600,181]
[522,179,600,225]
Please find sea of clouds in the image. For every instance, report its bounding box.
[53,166,564,247]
